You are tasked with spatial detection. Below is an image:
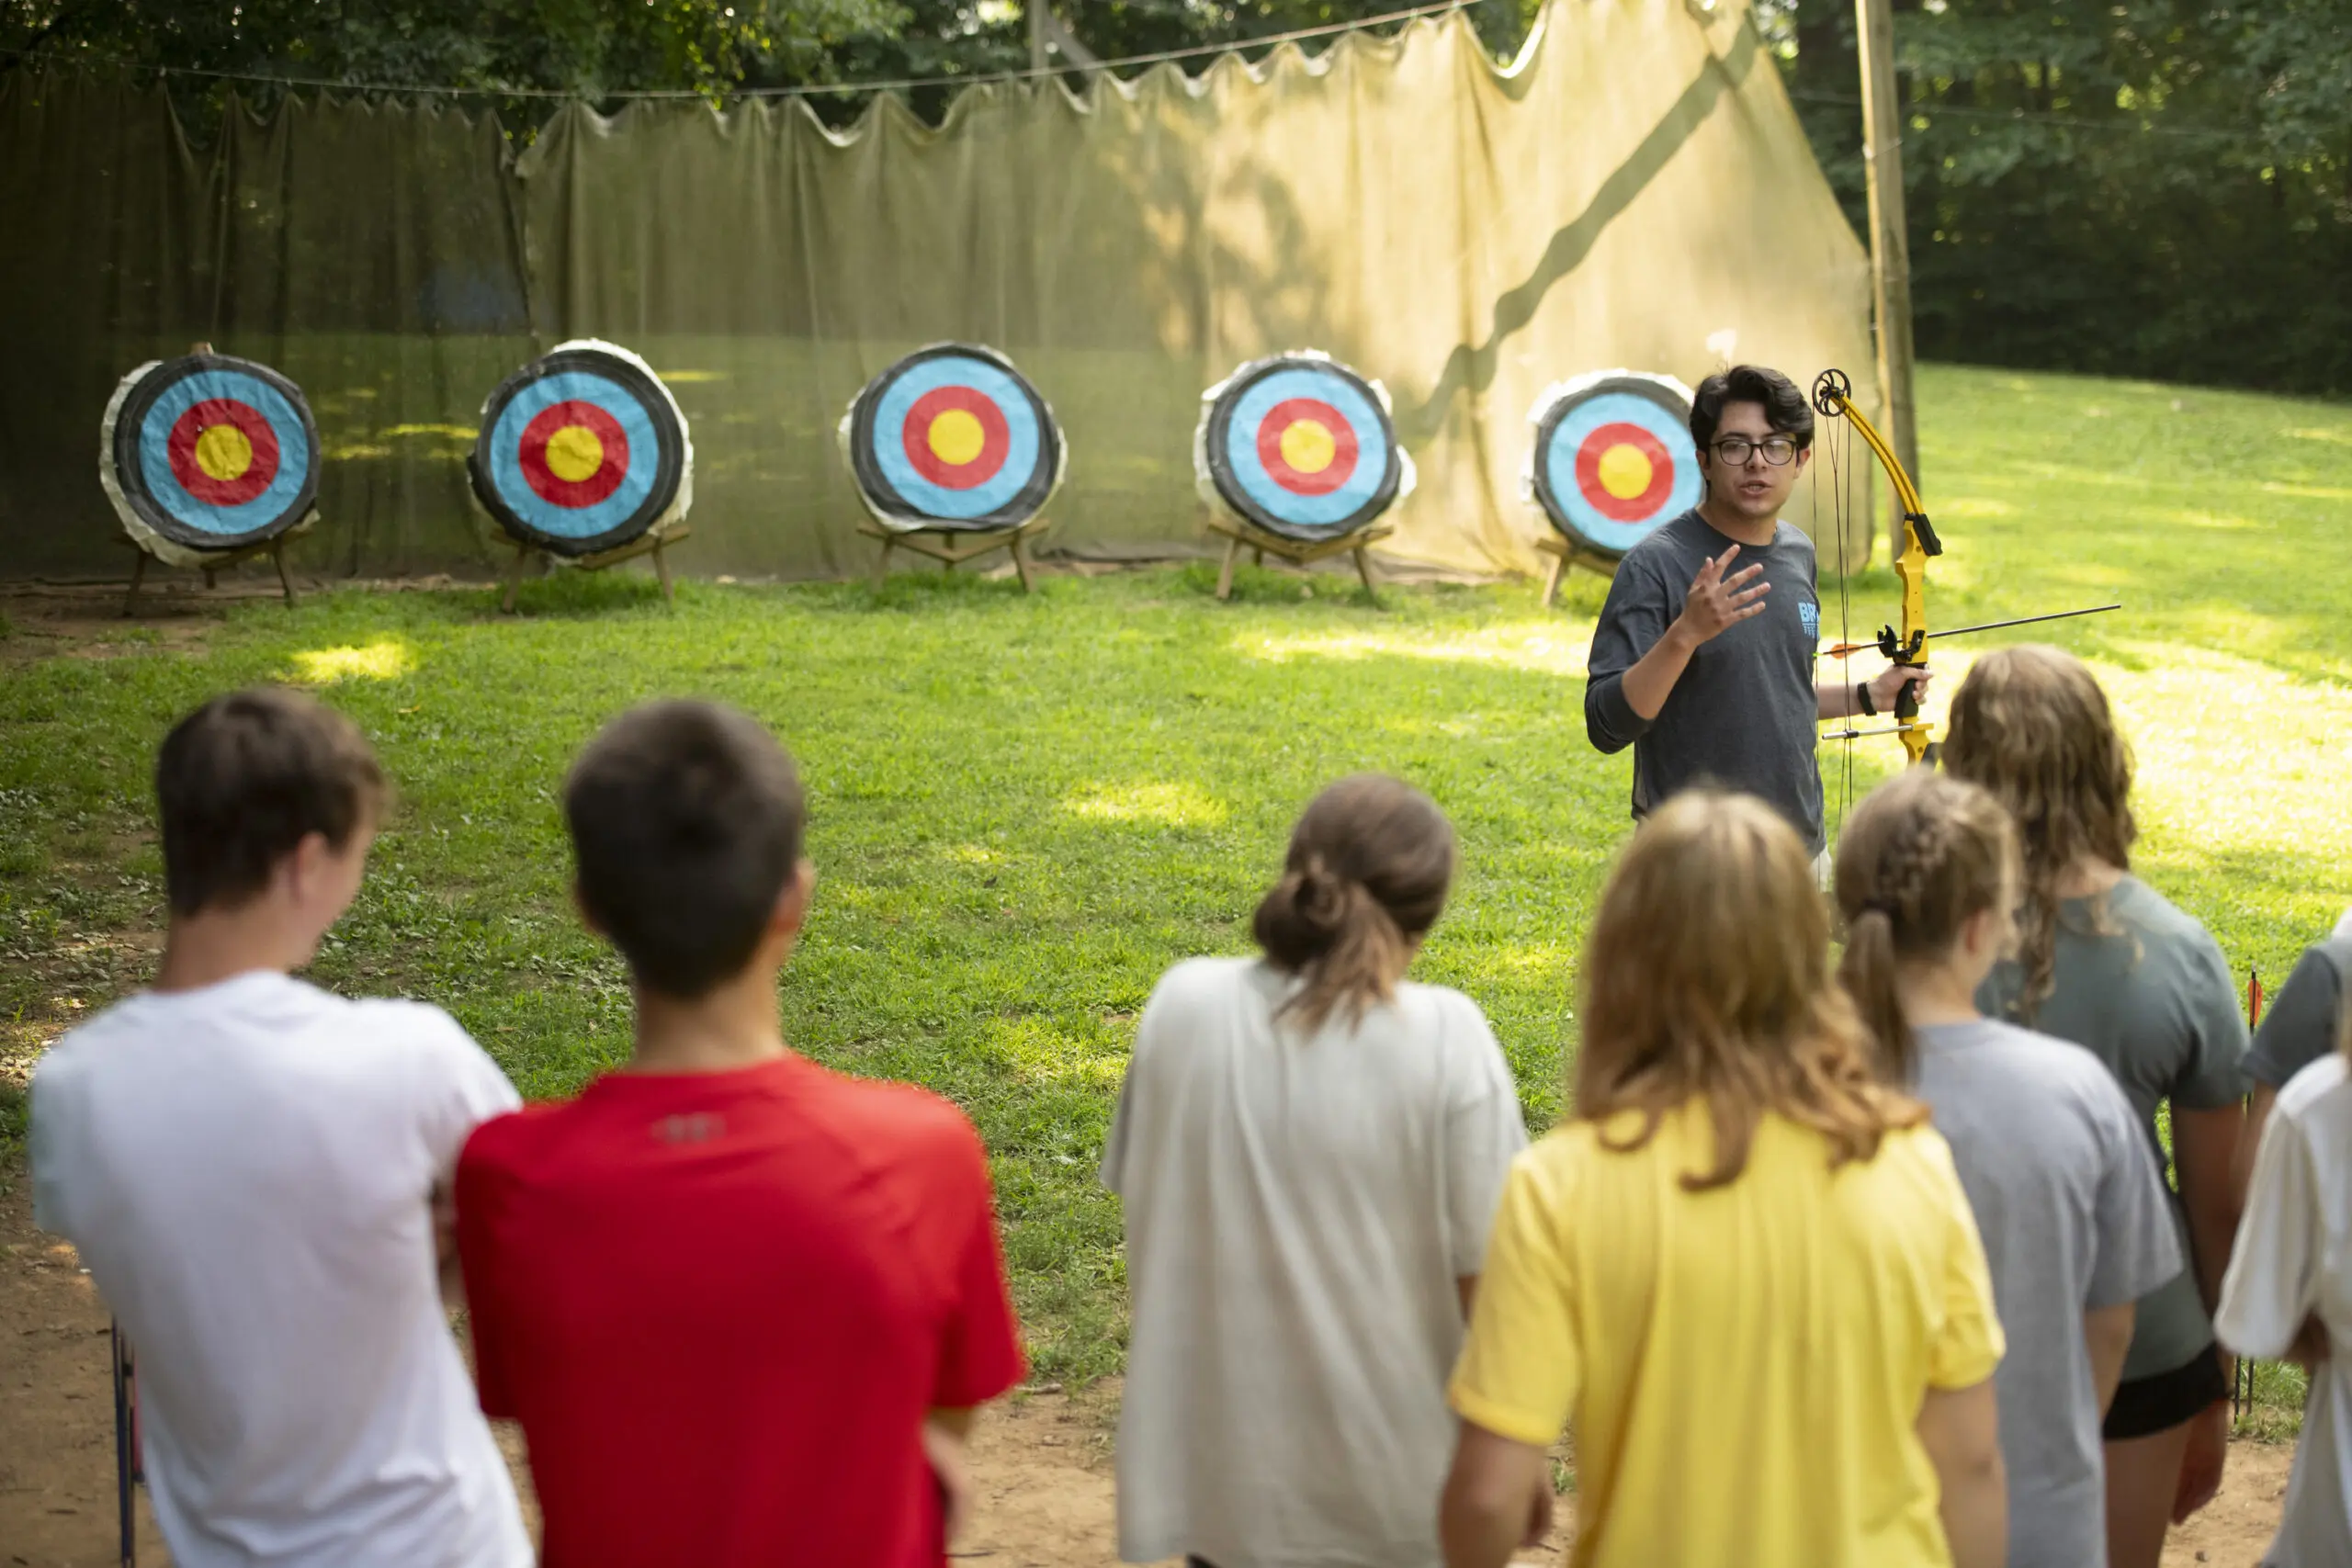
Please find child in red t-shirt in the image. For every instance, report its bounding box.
[455,700,1025,1568]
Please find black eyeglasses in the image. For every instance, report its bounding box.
[1711,435,1802,467]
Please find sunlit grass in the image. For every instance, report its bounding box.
[286,637,417,683]
[3,362,2349,1399]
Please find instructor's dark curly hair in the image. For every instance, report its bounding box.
[1690,365,1815,453]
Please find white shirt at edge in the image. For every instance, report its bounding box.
[30,971,530,1568]
[2216,1053,2352,1568]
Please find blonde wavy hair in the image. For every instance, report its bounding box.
[1832,770,2020,1080]
[1576,791,1926,1190]
[1939,645,2135,1019]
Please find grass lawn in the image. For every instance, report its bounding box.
[4,362,2349,1424]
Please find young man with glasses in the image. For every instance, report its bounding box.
[1582,365,1928,866]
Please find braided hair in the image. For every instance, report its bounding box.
[1832,770,2020,1079]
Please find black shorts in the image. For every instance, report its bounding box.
[2103,1344,2228,1441]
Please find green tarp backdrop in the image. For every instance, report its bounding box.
[0,0,1877,582]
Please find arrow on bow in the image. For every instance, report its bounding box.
[1809,367,2119,764]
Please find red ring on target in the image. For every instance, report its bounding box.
[520,400,629,508]
[903,386,1011,490]
[1575,422,1675,523]
[167,400,280,506]
[1256,398,1358,496]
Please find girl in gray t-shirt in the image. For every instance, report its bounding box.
[1943,644,2250,1568]
[1102,774,1527,1568]
[1835,769,2181,1568]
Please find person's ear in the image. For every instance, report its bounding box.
[571,880,607,939]
[1794,444,1812,473]
[775,858,815,936]
[281,830,334,905]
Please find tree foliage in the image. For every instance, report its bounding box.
[1771,0,2352,395]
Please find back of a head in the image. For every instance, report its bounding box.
[1688,364,1816,452]
[156,687,387,917]
[1940,643,2132,1010]
[1251,773,1455,1033]
[1577,790,1914,1188]
[1831,770,2019,1081]
[565,700,805,999]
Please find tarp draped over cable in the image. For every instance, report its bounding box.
[0,0,1876,581]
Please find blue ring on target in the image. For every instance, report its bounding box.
[845,344,1062,532]
[1201,355,1402,541]
[105,355,322,556]
[1531,374,1702,559]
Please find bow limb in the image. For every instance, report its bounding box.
[1811,369,1942,767]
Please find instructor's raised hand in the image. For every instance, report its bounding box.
[1674,545,1770,647]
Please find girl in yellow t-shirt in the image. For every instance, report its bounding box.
[1440,791,2007,1568]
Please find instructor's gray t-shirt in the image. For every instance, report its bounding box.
[1583,508,1826,853]
[1915,1020,2182,1568]
[1102,958,1528,1568]
[1978,876,2250,1381]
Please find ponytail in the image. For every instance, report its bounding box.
[1837,906,1915,1080]
[1251,775,1455,1034]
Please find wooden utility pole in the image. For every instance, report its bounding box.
[1855,0,1919,557]
[1029,0,1048,71]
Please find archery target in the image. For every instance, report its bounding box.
[1525,370,1703,558]
[840,344,1064,533]
[1195,353,1411,541]
[99,354,320,567]
[469,340,692,557]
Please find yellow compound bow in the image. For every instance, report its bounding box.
[1811,368,1940,765]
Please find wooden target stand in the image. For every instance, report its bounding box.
[118,515,312,617]
[1208,513,1392,602]
[500,525,691,615]
[860,514,1046,592]
[1535,533,1619,608]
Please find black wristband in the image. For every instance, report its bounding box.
[1856,680,1876,717]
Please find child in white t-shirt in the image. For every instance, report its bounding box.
[30,688,529,1568]
[2218,1053,2352,1567]
[1102,773,1527,1568]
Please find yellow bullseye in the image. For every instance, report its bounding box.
[194,423,254,482]
[1597,443,1653,501]
[927,408,988,467]
[1278,419,1337,475]
[545,424,605,483]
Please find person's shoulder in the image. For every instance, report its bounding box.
[1971,1019,2112,1089]
[1150,953,1254,1003]
[800,1062,988,1169]
[2276,1052,2352,1123]
[1395,978,1494,1032]
[2110,875,2216,948]
[28,999,143,1093]
[1772,518,1818,561]
[1612,510,1705,575]
[456,1097,568,1175]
